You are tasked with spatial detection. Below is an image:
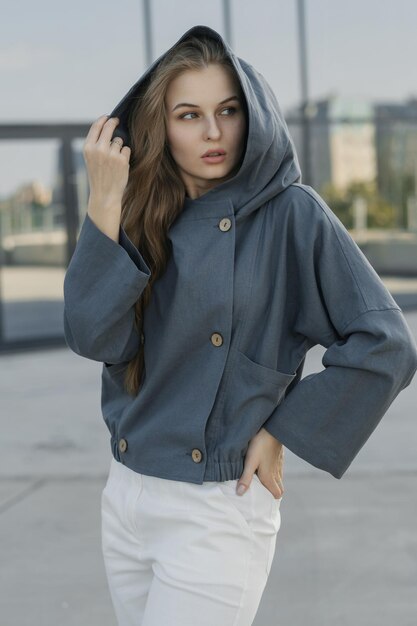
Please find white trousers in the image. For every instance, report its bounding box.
[101,456,282,626]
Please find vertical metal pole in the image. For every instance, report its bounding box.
[222,0,233,47]
[62,137,80,267]
[297,0,312,185]
[143,0,153,66]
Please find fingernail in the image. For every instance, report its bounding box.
[237,483,246,495]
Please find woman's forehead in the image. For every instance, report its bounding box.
[165,66,241,107]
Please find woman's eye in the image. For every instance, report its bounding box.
[180,107,237,120]
[221,107,237,116]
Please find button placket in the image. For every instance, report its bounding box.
[187,212,232,481]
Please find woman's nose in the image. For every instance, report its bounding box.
[204,117,221,139]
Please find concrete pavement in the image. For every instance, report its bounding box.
[1,310,417,626]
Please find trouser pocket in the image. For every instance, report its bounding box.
[216,475,283,576]
[215,479,255,537]
[101,456,144,537]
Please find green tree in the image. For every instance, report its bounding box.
[320,180,398,229]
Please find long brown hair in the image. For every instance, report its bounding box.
[120,35,247,396]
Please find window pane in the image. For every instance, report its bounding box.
[0,139,65,341]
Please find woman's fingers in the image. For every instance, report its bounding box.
[274,474,284,497]
[84,114,110,145]
[120,145,131,162]
[97,116,120,146]
[82,114,130,208]
[84,114,119,148]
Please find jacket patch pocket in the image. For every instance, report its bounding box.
[215,350,296,449]
[237,350,296,391]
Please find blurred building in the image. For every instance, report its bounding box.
[286,95,417,228]
[286,95,376,195]
[374,98,417,227]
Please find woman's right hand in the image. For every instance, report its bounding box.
[83,114,131,209]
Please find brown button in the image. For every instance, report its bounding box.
[118,438,128,453]
[219,217,232,232]
[211,332,223,347]
[192,448,203,463]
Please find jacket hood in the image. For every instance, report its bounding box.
[109,24,302,218]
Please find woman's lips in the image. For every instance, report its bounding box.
[202,154,226,164]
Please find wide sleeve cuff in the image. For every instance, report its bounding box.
[262,308,417,479]
[63,212,152,363]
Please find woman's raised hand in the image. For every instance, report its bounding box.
[83,114,131,210]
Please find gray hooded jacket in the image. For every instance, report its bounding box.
[63,25,417,483]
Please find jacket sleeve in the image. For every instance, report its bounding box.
[262,189,417,479]
[63,212,151,364]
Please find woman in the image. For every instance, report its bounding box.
[63,24,417,626]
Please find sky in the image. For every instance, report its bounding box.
[0,0,416,197]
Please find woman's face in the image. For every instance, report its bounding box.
[165,64,247,200]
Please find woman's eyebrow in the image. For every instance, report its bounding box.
[172,95,240,112]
